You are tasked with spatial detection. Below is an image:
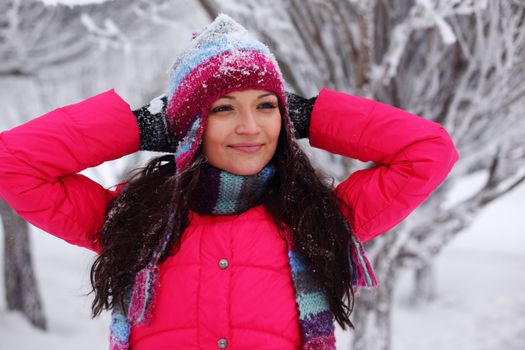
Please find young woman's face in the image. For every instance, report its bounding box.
[202,89,282,175]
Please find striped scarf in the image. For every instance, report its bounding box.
[108,161,378,349]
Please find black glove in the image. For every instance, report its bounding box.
[285,91,317,139]
[133,94,178,153]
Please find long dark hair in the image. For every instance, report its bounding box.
[88,106,357,330]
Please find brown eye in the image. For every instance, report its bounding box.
[258,102,278,109]
[211,105,233,113]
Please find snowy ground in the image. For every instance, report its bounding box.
[1,175,525,349]
[390,173,525,350]
[392,249,525,350]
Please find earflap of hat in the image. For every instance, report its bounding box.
[174,115,207,172]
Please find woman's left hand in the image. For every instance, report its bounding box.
[285,91,317,139]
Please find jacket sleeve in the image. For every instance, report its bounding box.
[309,87,459,243]
[0,89,140,254]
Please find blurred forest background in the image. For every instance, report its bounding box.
[1,0,524,349]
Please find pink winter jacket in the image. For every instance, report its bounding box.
[0,87,459,349]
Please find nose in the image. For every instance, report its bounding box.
[235,110,259,135]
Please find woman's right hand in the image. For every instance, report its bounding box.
[133,94,178,153]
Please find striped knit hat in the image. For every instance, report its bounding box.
[165,13,291,172]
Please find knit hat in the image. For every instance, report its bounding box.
[165,13,292,172]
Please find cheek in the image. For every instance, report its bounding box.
[202,122,225,158]
[268,116,282,144]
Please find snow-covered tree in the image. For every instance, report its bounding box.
[0,0,134,76]
[0,198,47,329]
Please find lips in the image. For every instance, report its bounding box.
[228,143,264,153]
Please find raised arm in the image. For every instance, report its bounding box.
[308,87,459,243]
[0,89,140,253]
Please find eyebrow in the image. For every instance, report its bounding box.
[219,93,276,100]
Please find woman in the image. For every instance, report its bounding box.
[0,14,459,350]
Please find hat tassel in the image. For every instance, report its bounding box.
[349,235,378,288]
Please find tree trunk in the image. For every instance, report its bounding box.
[411,262,436,304]
[0,199,47,330]
[353,268,394,350]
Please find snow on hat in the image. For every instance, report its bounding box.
[164,13,291,171]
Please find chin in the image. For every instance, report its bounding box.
[223,161,267,176]
[227,166,264,176]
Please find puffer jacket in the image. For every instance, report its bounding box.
[0,87,459,349]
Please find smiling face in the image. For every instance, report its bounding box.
[202,89,282,175]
